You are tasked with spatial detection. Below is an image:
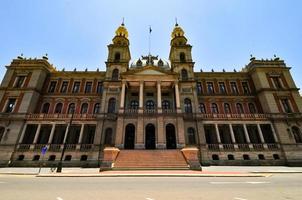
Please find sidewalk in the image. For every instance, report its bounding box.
[0,166,302,177]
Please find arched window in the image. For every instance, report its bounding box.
[224,103,231,114]
[228,154,235,160]
[108,98,116,113]
[112,69,119,81]
[81,103,88,114]
[184,98,192,113]
[130,100,139,109]
[199,103,206,113]
[41,103,50,114]
[114,52,121,61]
[292,126,302,143]
[181,69,188,80]
[54,103,63,114]
[146,100,155,110]
[248,103,257,114]
[180,52,186,62]
[162,100,170,110]
[93,103,100,114]
[68,103,75,114]
[211,103,219,114]
[104,128,113,146]
[236,103,244,114]
[187,127,196,145]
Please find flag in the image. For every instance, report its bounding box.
[149,26,152,33]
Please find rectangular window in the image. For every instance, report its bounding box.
[281,99,292,113]
[197,82,203,94]
[85,82,92,93]
[14,76,26,88]
[60,81,68,93]
[5,98,16,113]
[72,81,80,93]
[242,82,250,94]
[272,77,282,89]
[146,92,154,97]
[230,82,238,94]
[131,92,139,96]
[48,81,57,93]
[219,82,226,94]
[207,82,214,94]
[96,82,103,94]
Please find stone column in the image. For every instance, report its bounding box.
[214,124,221,143]
[63,124,69,144]
[270,123,279,143]
[78,124,85,144]
[257,124,265,143]
[243,124,251,143]
[120,81,126,109]
[139,81,144,113]
[48,123,56,144]
[18,123,28,143]
[229,124,236,143]
[174,81,181,113]
[157,81,162,113]
[33,124,42,144]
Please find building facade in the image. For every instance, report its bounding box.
[0,23,302,168]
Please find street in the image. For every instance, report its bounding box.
[1,173,302,200]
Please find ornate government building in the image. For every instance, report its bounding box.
[0,23,301,169]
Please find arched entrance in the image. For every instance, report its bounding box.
[124,124,135,149]
[145,124,156,149]
[166,124,176,149]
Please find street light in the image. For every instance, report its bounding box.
[56,106,75,173]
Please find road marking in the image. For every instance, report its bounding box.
[234,198,248,200]
[146,198,154,200]
[210,181,270,185]
[246,181,270,184]
[56,197,63,200]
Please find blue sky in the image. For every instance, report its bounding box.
[0,0,302,89]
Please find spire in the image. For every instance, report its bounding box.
[175,17,178,27]
[121,17,125,26]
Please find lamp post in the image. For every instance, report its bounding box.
[57,106,75,173]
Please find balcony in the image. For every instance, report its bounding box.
[207,143,280,152]
[198,113,268,120]
[26,113,97,120]
[17,143,96,152]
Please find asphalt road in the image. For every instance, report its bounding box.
[1,174,301,200]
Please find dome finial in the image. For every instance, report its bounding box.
[175,17,178,26]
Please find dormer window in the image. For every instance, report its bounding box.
[136,59,142,67]
[158,59,164,67]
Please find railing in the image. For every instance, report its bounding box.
[124,109,138,114]
[49,144,61,151]
[33,144,47,151]
[238,144,250,151]
[144,109,157,114]
[162,109,175,113]
[207,144,220,151]
[223,144,235,151]
[267,143,280,150]
[65,144,76,150]
[17,144,30,151]
[27,113,97,120]
[198,113,268,119]
[80,144,93,151]
[252,144,264,150]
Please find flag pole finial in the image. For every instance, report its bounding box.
[121,17,125,26]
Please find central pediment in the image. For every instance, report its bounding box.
[135,69,166,75]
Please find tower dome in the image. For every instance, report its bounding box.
[115,23,128,38]
[171,24,185,39]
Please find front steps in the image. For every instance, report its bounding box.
[113,150,189,170]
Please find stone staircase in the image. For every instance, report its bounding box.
[113,150,189,169]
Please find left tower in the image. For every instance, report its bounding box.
[105,23,131,80]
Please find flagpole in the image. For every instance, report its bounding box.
[148,25,151,55]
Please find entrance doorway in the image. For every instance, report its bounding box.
[166,124,177,149]
[145,124,156,149]
[124,124,135,149]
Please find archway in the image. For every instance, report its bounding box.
[145,124,156,149]
[124,124,135,149]
[166,124,176,149]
